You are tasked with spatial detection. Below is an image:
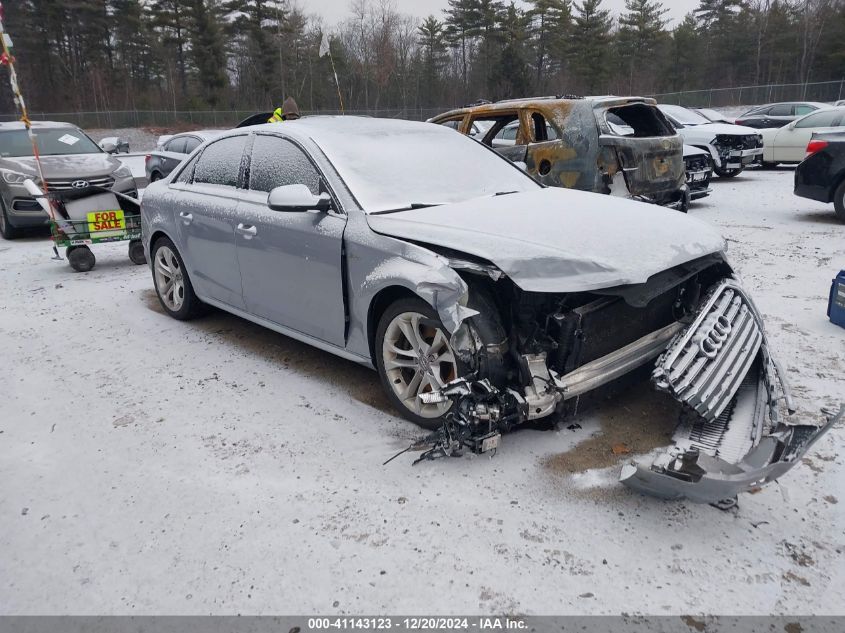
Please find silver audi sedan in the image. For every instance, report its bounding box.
[140,116,837,503]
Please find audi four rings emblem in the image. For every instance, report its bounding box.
[71,180,89,189]
[699,314,734,358]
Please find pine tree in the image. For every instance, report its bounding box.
[418,16,448,106]
[616,0,668,92]
[527,0,572,92]
[188,0,228,107]
[149,0,192,99]
[569,0,612,93]
[492,3,531,99]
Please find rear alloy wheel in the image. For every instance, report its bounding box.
[375,299,461,429]
[834,180,845,222]
[151,237,205,319]
[0,199,21,240]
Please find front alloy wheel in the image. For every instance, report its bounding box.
[376,299,460,428]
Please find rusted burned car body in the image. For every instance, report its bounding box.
[429,96,688,209]
[141,117,836,504]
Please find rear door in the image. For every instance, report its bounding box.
[172,134,248,309]
[773,110,845,161]
[234,133,347,345]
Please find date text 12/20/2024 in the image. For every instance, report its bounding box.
[307,618,527,630]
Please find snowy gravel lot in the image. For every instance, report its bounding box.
[1,168,843,615]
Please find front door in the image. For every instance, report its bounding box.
[173,134,249,309]
[235,134,347,346]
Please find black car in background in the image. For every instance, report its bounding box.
[736,102,826,129]
[794,130,845,221]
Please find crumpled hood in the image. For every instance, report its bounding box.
[0,154,120,180]
[366,188,727,293]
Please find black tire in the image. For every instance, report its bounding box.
[761,161,777,170]
[714,166,743,178]
[0,198,21,240]
[128,239,146,265]
[834,179,845,222]
[149,172,162,183]
[150,235,205,320]
[67,245,96,272]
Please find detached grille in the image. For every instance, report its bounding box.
[714,134,761,151]
[653,282,763,422]
[48,175,115,191]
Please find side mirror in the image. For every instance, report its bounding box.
[787,121,797,130]
[101,141,117,154]
[267,184,332,213]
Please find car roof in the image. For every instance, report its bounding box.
[230,116,455,147]
[0,120,78,131]
[430,95,656,121]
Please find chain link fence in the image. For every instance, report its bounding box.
[2,80,843,128]
[0,107,451,129]
[649,79,845,108]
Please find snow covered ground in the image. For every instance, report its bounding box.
[0,168,843,616]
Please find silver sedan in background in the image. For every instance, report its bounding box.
[140,117,836,503]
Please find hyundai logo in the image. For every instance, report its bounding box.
[71,180,89,189]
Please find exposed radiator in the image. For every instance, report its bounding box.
[653,282,763,422]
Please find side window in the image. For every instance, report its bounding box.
[174,154,199,183]
[470,113,520,147]
[768,104,792,116]
[165,137,187,153]
[794,104,816,116]
[795,110,841,128]
[183,137,202,154]
[248,135,321,195]
[530,112,559,142]
[439,119,461,131]
[193,135,247,187]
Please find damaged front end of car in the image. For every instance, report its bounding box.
[413,261,839,504]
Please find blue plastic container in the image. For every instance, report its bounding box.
[828,270,845,329]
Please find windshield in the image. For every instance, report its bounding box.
[315,122,540,213]
[697,108,728,122]
[658,105,710,126]
[0,128,102,158]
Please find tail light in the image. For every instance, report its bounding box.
[144,154,151,164]
[735,119,747,126]
[806,140,828,156]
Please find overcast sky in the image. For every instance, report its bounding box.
[302,0,701,28]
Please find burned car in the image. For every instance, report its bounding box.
[429,96,689,210]
[141,117,837,503]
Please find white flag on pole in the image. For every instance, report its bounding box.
[319,33,331,58]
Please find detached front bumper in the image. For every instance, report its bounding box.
[620,280,839,503]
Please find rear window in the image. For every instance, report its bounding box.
[165,137,187,153]
[795,110,843,129]
[0,127,102,157]
[768,104,793,116]
[606,104,675,137]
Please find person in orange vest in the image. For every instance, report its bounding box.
[267,97,301,123]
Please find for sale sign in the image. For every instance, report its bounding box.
[87,210,125,237]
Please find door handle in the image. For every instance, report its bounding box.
[179,211,193,224]
[236,223,258,238]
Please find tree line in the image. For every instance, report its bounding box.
[2,0,844,117]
